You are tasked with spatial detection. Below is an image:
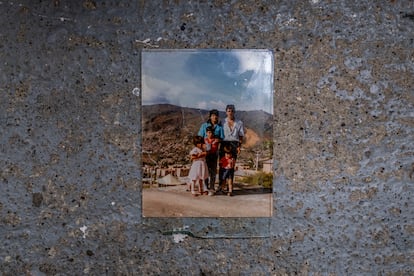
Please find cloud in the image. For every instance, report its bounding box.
[195,101,208,109]
[232,50,273,74]
[209,100,227,111]
[142,50,273,114]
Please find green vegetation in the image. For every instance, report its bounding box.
[240,172,273,188]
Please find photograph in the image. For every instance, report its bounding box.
[141,49,274,217]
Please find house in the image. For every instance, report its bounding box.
[262,159,273,173]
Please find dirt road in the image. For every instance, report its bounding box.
[143,185,272,217]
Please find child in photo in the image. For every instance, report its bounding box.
[188,135,209,196]
[204,127,220,196]
[218,144,235,196]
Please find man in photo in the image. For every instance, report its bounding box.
[217,104,244,194]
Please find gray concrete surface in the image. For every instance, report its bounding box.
[0,0,413,274]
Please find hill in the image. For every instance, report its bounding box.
[142,104,273,167]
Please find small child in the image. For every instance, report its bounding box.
[218,145,235,196]
[204,127,220,196]
[188,135,209,196]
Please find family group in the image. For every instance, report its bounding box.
[187,104,244,197]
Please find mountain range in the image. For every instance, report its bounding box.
[142,104,273,167]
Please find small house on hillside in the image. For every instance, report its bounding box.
[262,159,273,173]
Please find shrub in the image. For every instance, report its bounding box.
[240,172,273,188]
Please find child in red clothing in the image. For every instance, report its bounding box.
[218,145,235,196]
[204,127,220,195]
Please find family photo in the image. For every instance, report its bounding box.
[141,49,274,217]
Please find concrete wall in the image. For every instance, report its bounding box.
[1,0,413,274]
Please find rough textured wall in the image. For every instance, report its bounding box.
[1,0,413,274]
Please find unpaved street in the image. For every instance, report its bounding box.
[143,185,272,217]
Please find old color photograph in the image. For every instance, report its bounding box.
[142,49,273,217]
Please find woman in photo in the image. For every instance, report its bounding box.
[198,109,224,140]
[198,109,224,194]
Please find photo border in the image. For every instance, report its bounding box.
[140,49,274,237]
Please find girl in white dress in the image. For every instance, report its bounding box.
[188,136,208,196]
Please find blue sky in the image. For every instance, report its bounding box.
[142,49,273,114]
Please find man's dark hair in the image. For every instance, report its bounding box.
[226,104,235,111]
